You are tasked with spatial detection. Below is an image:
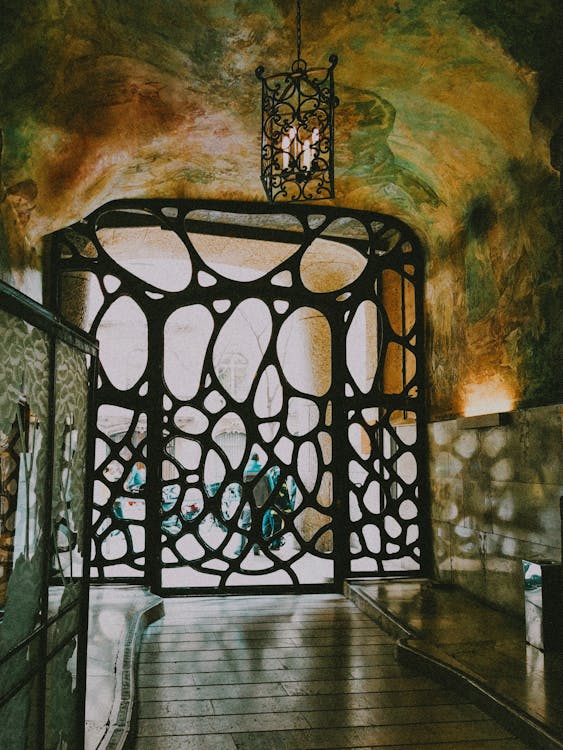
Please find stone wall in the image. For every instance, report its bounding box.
[430,404,563,617]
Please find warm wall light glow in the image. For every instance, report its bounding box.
[462,376,516,417]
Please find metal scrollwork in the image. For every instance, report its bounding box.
[256,56,338,202]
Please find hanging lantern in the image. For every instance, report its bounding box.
[256,1,338,202]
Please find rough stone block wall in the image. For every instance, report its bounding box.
[429,404,563,617]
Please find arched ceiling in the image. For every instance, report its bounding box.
[1,0,561,415]
[1,0,561,246]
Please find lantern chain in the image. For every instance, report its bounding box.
[296,0,302,62]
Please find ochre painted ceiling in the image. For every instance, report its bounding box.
[1,0,561,414]
[0,0,559,237]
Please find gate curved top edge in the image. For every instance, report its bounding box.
[60,198,425,261]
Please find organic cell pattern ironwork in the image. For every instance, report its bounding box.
[53,200,426,592]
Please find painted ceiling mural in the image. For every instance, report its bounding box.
[0,0,561,418]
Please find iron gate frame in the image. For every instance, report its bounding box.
[52,199,430,595]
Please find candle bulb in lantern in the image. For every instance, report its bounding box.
[281,126,297,170]
[290,127,298,160]
[311,128,319,168]
[282,134,291,169]
[302,139,311,170]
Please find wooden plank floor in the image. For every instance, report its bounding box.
[133,594,530,750]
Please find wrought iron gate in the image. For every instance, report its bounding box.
[53,200,427,593]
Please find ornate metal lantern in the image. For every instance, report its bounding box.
[256,1,338,202]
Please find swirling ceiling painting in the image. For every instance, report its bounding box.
[1,0,561,416]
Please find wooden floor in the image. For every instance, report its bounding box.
[133,594,530,750]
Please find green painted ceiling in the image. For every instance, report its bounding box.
[1,0,561,413]
[0,0,560,238]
